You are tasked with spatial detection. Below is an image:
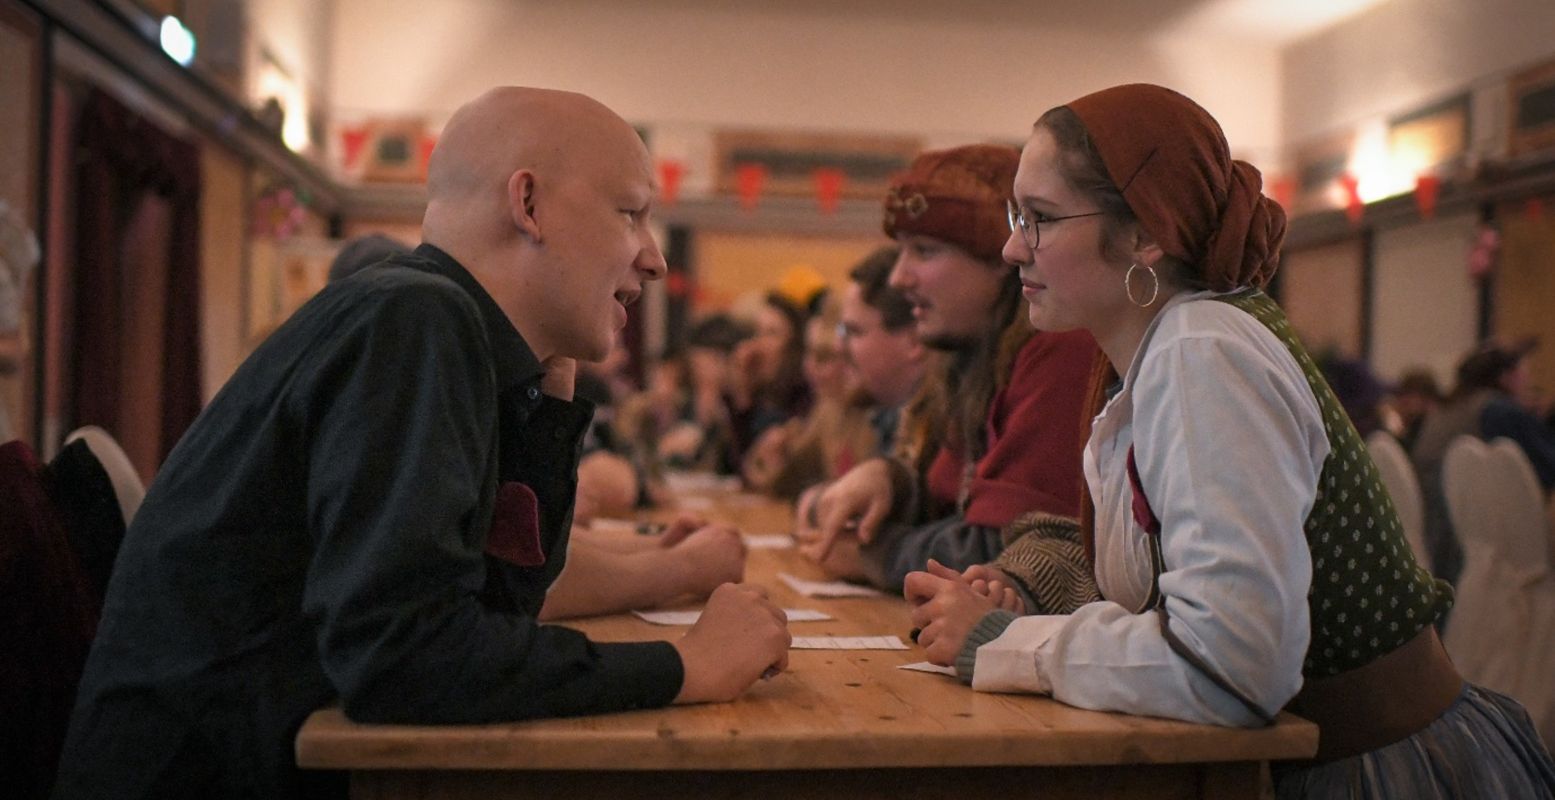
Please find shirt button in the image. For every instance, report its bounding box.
[527,386,540,401]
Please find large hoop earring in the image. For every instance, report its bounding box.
[1124,263,1159,308]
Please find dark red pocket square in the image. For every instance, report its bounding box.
[485,481,545,567]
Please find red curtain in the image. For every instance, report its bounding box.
[71,90,202,482]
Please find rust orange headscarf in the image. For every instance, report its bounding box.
[1064,84,1286,291]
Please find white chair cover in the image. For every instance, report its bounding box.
[1441,435,1555,744]
[1487,439,1555,745]
[1365,431,1431,572]
[65,425,145,527]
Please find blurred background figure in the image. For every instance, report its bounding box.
[617,313,749,475]
[572,332,645,525]
[0,200,39,445]
[1316,348,1391,439]
[1412,337,1555,586]
[837,246,926,456]
[742,290,877,499]
[724,288,817,469]
[327,233,411,283]
[1386,368,1444,451]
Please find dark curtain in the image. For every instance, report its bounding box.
[72,89,202,481]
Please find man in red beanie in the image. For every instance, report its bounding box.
[796,144,1097,596]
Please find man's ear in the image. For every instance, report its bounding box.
[507,169,542,242]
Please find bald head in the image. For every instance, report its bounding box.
[422,87,648,250]
[416,87,665,364]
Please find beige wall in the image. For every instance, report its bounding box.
[247,0,334,153]
[1282,0,1555,148]
[1370,212,1481,386]
[328,0,1283,166]
[200,146,249,401]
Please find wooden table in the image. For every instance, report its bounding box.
[296,490,1317,799]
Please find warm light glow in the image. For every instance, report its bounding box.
[1347,120,1414,203]
[159,16,196,67]
[256,62,311,153]
[281,102,310,152]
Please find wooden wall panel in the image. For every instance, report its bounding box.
[1495,201,1555,405]
[1279,239,1365,359]
[200,145,248,400]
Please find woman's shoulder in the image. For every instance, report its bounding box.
[1143,293,1312,390]
[1154,291,1269,339]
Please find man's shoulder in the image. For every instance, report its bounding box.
[327,262,481,326]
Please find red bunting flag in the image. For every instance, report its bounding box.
[813,167,846,215]
[419,135,438,179]
[341,126,369,170]
[657,159,685,206]
[665,271,691,298]
[1339,174,1363,224]
[1414,174,1441,219]
[735,163,768,211]
[1268,175,1296,212]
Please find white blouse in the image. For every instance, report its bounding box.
[972,291,1331,727]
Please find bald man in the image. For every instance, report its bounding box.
[53,88,790,800]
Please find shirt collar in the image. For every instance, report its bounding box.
[408,243,544,393]
[1092,288,1219,429]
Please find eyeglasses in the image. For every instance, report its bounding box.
[1006,199,1105,251]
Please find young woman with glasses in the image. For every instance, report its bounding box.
[906,83,1555,798]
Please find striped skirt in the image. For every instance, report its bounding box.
[1274,684,1555,799]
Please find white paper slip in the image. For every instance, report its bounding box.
[633,608,834,626]
[675,495,715,511]
[791,636,908,650]
[778,572,885,598]
[742,534,794,550]
[590,518,662,535]
[631,610,705,625]
[898,661,958,676]
[662,472,743,494]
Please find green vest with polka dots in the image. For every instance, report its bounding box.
[1216,289,1453,679]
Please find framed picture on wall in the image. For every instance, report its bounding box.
[361,118,429,184]
[1509,57,1555,158]
[1291,130,1355,215]
[712,130,922,200]
[1389,93,1469,175]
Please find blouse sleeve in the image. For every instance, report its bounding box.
[972,323,1327,727]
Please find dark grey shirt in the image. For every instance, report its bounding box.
[53,245,682,800]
